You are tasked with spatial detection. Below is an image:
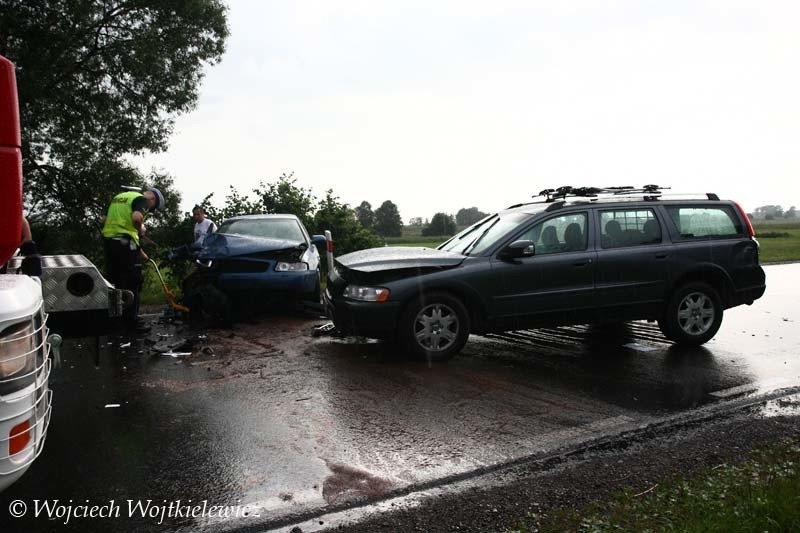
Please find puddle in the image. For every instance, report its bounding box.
[761,393,800,418]
[322,462,396,505]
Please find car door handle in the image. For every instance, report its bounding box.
[655,252,669,259]
[572,259,593,267]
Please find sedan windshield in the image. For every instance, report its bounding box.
[217,218,305,242]
[438,212,529,256]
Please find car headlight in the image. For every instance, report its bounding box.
[343,285,390,302]
[0,321,36,379]
[275,262,309,272]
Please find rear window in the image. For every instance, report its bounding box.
[666,206,743,239]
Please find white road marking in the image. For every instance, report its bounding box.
[709,377,791,399]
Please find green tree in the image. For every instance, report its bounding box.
[253,173,316,229]
[201,186,261,223]
[423,212,457,237]
[456,207,488,226]
[355,201,376,230]
[313,191,382,258]
[374,200,403,237]
[2,0,229,255]
[753,205,784,219]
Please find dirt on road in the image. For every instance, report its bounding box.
[136,308,800,533]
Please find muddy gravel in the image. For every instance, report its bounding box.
[325,411,800,533]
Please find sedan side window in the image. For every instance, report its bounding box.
[519,213,587,255]
[600,209,662,249]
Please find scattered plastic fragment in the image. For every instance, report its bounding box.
[163,351,191,358]
[104,404,121,408]
[120,342,131,348]
[312,322,337,337]
[623,342,658,352]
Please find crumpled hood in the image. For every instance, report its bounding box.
[199,233,303,258]
[336,247,465,272]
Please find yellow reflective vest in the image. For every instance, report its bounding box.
[101,191,143,245]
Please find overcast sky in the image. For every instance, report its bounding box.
[134,0,800,222]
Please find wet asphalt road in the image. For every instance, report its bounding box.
[1,263,798,532]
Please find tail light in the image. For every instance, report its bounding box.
[733,202,755,239]
[9,419,31,457]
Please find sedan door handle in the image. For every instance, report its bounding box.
[655,252,669,259]
[572,259,593,267]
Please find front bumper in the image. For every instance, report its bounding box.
[0,352,53,492]
[216,270,318,294]
[324,290,402,339]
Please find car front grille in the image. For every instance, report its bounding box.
[214,259,270,273]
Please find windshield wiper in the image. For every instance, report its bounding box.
[461,218,499,256]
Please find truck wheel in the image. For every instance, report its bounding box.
[658,282,722,345]
[400,292,470,361]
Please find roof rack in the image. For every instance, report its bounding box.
[530,185,719,203]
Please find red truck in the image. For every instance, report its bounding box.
[0,54,54,492]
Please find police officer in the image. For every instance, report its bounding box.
[102,188,164,332]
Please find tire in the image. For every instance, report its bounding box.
[302,270,323,305]
[185,282,233,327]
[658,282,722,345]
[399,291,470,361]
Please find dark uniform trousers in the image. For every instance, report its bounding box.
[103,236,142,325]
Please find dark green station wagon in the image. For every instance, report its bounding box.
[325,186,766,361]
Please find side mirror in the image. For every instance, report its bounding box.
[499,240,535,261]
[311,235,327,247]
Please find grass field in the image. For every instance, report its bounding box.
[753,220,800,263]
[383,223,456,248]
[515,436,800,532]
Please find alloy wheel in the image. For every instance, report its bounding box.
[413,303,460,352]
[677,291,715,336]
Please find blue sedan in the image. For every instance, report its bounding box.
[183,214,327,322]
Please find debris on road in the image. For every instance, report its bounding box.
[162,351,191,358]
[312,322,339,337]
[152,337,193,354]
[623,342,658,352]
